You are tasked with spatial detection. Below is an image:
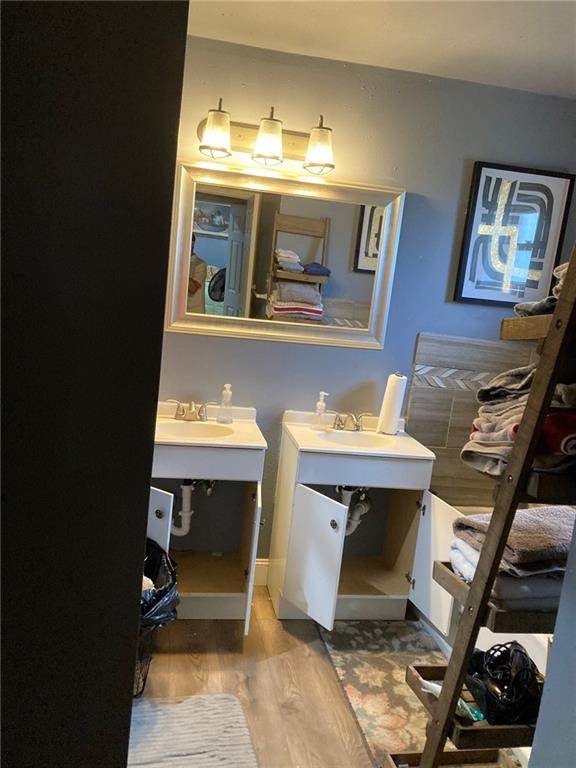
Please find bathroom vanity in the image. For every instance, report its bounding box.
[152,403,267,634]
[268,411,461,631]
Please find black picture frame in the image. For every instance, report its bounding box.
[353,204,387,273]
[454,162,574,307]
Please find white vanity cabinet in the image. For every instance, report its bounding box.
[268,412,460,631]
[152,405,267,635]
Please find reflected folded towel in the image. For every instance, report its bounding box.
[453,506,576,565]
[275,248,300,262]
[303,261,331,277]
[277,281,321,305]
[276,260,305,273]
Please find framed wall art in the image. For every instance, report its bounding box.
[454,162,574,306]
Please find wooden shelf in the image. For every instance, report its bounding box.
[433,561,558,634]
[383,749,503,767]
[520,470,576,504]
[273,268,329,285]
[406,665,536,750]
[500,314,552,341]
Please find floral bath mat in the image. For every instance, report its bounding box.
[319,620,447,765]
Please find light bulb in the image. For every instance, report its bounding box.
[199,98,231,159]
[252,106,283,166]
[303,115,335,175]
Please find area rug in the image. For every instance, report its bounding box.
[319,621,447,765]
[128,694,258,767]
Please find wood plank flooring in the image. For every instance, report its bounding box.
[145,587,374,768]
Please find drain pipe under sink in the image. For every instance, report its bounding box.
[337,486,371,536]
[171,480,194,537]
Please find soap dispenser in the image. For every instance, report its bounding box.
[217,383,233,424]
[314,391,329,427]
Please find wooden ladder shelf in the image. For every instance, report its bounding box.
[390,249,576,767]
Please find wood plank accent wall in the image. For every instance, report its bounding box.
[405,333,537,507]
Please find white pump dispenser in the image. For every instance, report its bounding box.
[315,391,329,426]
[217,383,233,424]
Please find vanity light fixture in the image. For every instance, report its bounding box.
[199,98,231,159]
[252,106,283,166]
[303,115,335,175]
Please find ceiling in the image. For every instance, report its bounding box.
[187,1,576,98]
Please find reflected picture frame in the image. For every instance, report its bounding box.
[353,204,387,273]
[193,200,231,239]
[454,162,574,306]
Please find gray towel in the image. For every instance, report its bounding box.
[476,363,537,403]
[277,281,322,305]
[453,506,576,565]
[514,296,557,317]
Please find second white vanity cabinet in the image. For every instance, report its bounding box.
[268,411,461,632]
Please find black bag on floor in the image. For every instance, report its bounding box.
[140,537,179,629]
[466,641,544,725]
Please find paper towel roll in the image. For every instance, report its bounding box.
[377,372,407,435]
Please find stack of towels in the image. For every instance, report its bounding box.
[514,261,569,317]
[451,506,575,611]
[267,280,324,321]
[275,248,305,273]
[461,363,576,476]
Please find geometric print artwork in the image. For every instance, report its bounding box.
[413,364,493,391]
[455,163,574,306]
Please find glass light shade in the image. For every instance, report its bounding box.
[303,116,335,175]
[199,100,231,159]
[252,107,283,166]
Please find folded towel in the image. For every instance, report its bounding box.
[553,261,569,299]
[303,261,331,277]
[476,363,537,404]
[514,296,557,317]
[277,281,322,305]
[450,538,565,589]
[275,248,301,262]
[453,506,576,565]
[276,260,305,273]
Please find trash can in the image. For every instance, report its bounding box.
[134,537,179,697]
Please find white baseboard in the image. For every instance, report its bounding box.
[255,558,269,586]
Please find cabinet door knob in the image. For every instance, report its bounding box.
[154,509,164,519]
[330,519,338,530]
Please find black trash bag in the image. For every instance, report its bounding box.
[140,538,179,629]
[466,641,544,725]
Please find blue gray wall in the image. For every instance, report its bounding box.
[160,37,576,556]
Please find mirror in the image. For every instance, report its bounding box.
[166,165,405,348]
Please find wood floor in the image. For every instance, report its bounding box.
[145,587,374,768]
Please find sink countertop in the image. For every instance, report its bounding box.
[283,410,436,461]
[155,403,267,450]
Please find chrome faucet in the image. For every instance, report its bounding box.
[167,399,199,421]
[196,402,219,421]
[332,412,373,431]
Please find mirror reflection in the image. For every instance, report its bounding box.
[187,184,391,329]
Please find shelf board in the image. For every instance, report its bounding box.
[383,748,503,767]
[273,268,329,284]
[500,315,552,341]
[169,551,246,593]
[406,664,536,750]
[433,561,557,634]
[520,471,576,504]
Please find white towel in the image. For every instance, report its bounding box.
[275,248,300,262]
[450,538,564,601]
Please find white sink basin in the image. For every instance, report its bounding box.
[317,429,393,449]
[155,419,234,440]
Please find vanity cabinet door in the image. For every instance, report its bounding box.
[410,491,463,636]
[283,484,348,631]
[147,486,174,551]
[242,482,262,635]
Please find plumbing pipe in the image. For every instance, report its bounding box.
[171,481,195,537]
[345,498,371,536]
